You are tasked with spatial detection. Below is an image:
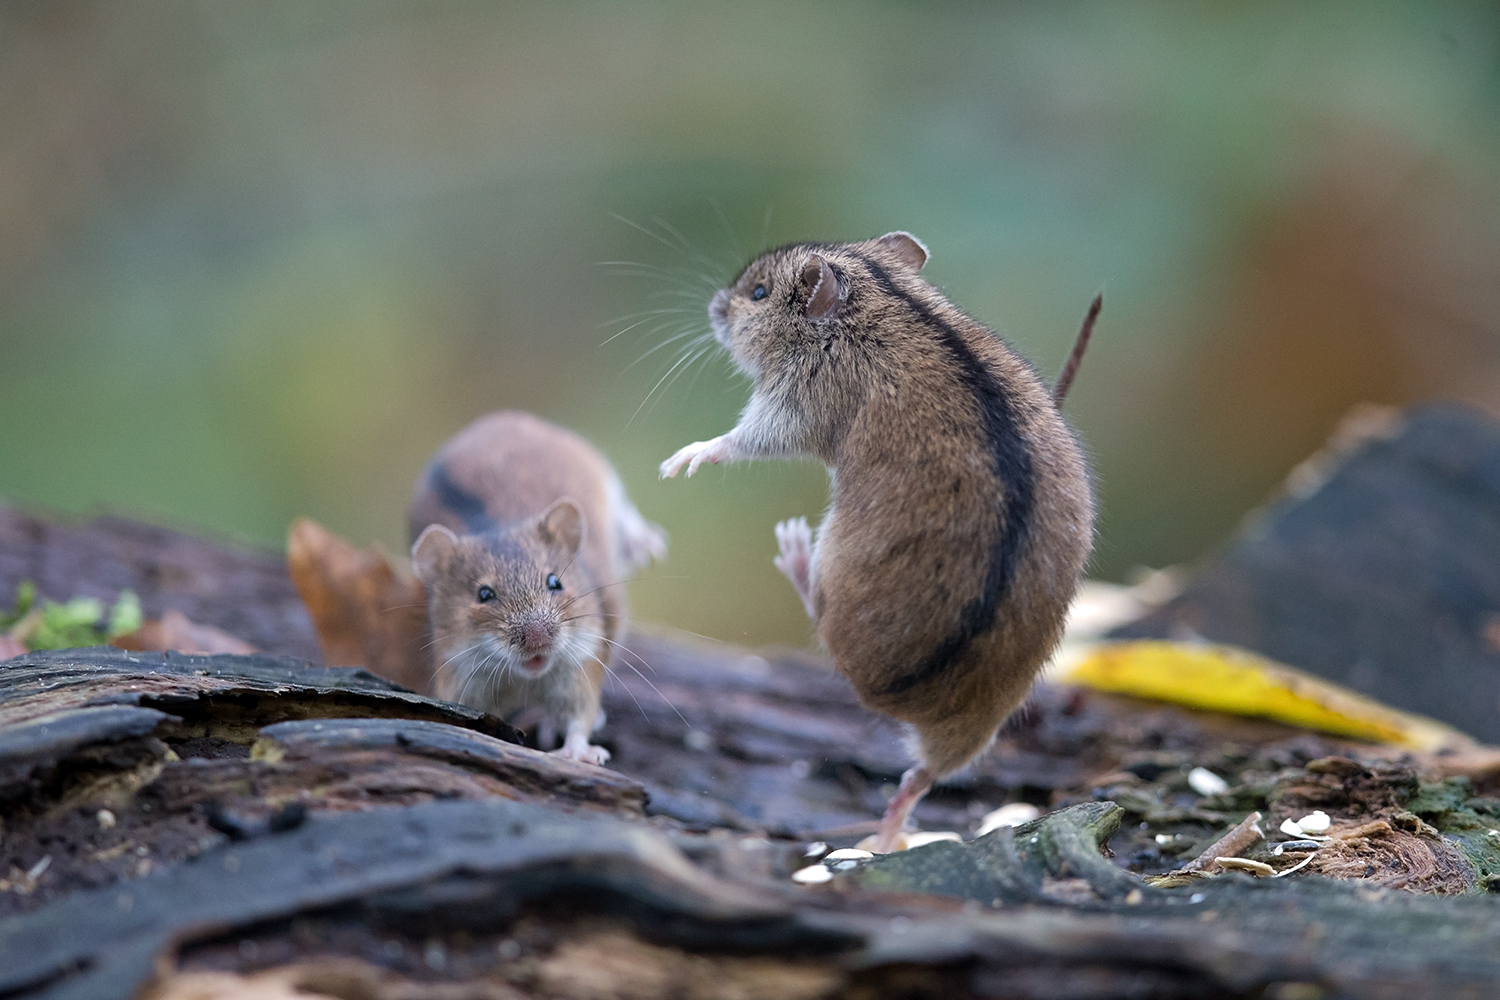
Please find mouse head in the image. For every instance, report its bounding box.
[707,232,929,377]
[411,499,593,685]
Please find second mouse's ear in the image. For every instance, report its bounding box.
[875,231,928,270]
[537,499,584,559]
[411,524,460,585]
[799,254,842,321]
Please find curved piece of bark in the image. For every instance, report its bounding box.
[256,717,646,815]
[0,647,518,741]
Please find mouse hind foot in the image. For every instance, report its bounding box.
[871,765,934,853]
[773,517,817,620]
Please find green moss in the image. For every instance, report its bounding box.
[3,581,142,651]
[0,580,35,630]
[1408,778,1500,893]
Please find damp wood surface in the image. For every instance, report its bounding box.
[4,505,1500,998]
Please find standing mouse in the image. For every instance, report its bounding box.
[660,233,1094,849]
[411,410,667,764]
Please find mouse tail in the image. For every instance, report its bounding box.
[1052,292,1102,407]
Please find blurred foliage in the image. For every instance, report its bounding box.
[2,581,142,650]
[0,2,1498,645]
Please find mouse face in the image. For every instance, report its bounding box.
[708,231,930,380]
[412,500,599,692]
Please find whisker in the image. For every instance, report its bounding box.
[558,578,632,613]
[646,344,715,412]
[572,628,688,729]
[682,339,724,393]
[609,214,711,267]
[582,649,651,722]
[710,199,744,261]
[638,621,726,645]
[627,329,713,372]
[628,347,707,426]
[438,639,487,670]
[598,312,691,349]
[588,632,658,675]
[650,215,733,278]
[598,258,721,289]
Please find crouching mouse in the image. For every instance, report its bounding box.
[412,410,666,764]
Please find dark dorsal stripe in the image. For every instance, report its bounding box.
[427,462,492,534]
[856,254,1036,697]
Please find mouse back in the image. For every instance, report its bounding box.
[410,411,614,545]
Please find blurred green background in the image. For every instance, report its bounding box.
[2,1,1498,646]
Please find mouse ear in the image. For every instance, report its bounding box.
[537,498,584,559]
[799,254,842,321]
[411,524,460,585]
[875,231,928,270]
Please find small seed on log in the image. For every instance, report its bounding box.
[1215,857,1275,876]
[792,865,833,884]
[1188,767,1230,796]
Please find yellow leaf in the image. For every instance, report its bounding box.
[1061,641,1470,752]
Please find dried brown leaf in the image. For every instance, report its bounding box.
[286,518,431,693]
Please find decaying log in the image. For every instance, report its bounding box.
[4,647,1500,999]
[5,483,1500,997]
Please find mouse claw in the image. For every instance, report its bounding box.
[658,444,697,479]
[660,436,733,479]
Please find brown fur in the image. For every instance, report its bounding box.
[412,411,665,763]
[662,233,1093,790]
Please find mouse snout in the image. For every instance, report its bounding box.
[514,612,558,655]
[709,288,730,343]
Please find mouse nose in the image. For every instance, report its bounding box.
[516,613,557,654]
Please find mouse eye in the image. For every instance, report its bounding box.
[751,284,767,301]
[476,585,496,603]
[546,573,563,591]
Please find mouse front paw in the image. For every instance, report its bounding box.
[553,741,612,766]
[659,435,733,479]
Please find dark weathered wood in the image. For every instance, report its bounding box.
[1112,403,1500,742]
[0,797,823,1000]
[2,647,1499,1000]
[5,773,1500,999]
